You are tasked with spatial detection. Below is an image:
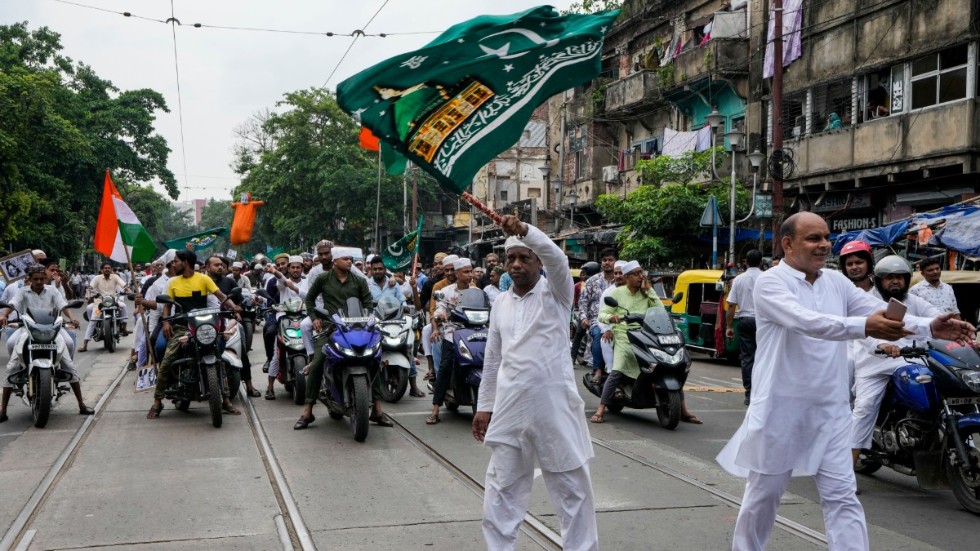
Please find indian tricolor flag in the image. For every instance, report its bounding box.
[94,170,156,263]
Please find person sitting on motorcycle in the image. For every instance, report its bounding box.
[427,258,482,425]
[0,266,93,423]
[79,262,130,351]
[265,255,308,400]
[839,240,875,293]
[229,262,252,290]
[296,247,386,429]
[850,255,940,468]
[368,256,404,307]
[146,250,242,419]
[590,261,702,425]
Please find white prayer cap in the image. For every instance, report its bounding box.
[614,260,627,269]
[156,249,177,266]
[32,249,46,259]
[503,236,530,252]
[621,260,642,275]
[441,254,459,267]
[331,246,360,260]
[288,255,303,265]
[453,258,472,271]
[232,261,243,269]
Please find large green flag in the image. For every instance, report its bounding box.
[164,227,229,252]
[382,214,424,271]
[337,6,618,193]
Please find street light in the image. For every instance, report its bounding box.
[724,129,744,266]
[705,109,726,185]
[566,188,579,229]
[552,178,563,232]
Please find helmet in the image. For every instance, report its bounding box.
[874,255,912,277]
[839,240,872,258]
[580,261,600,278]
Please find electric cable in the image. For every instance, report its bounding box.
[322,0,391,88]
[168,0,190,193]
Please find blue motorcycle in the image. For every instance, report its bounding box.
[856,340,980,514]
[440,288,490,415]
[316,298,382,442]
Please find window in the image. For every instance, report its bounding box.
[499,190,509,202]
[574,150,585,179]
[910,45,968,109]
[811,78,853,130]
[781,91,807,139]
[527,188,541,199]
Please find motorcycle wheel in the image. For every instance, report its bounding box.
[291,356,307,406]
[445,401,459,412]
[349,375,370,442]
[227,367,242,401]
[380,366,408,404]
[854,452,883,476]
[657,389,682,430]
[32,369,53,428]
[175,400,190,412]
[206,365,223,428]
[104,320,115,353]
[242,320,254,351]
[946,426,980,515]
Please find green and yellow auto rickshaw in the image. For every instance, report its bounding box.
[669,269,740,362]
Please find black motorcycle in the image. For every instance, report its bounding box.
[582,296,691,429]
[155,289,241,428]
[91,292,123,352]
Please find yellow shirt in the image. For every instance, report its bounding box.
[167,273,218,312]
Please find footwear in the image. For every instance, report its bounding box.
[743,397,750,406]
[423,371,435,380]
[79,405,95,415]
[409,388,426,398]
[265,389,276,400]
[246,388,262,398]
[262,361,269,374]
[589,413,604,424]
[681,414,703,425]
[221,404,242,415]
[126,360,137,371]
[293,414,315,430]
[146,403,163,419]
[369,413,393,427]
[78,346,88,353]
[425,414,440,425]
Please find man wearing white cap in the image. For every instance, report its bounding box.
[426,257,481,424]
[300,241,368,360]
[264,255,308,399]
[136,249,177,365]
[472,216,597,551]
[229,261,252,290]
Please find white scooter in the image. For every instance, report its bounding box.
[221,317,245,399]
[375,296,417,403]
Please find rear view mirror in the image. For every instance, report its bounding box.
[603,296,619,308]
[672,292,683,304]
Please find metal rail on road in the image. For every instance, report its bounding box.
[0,362,130,551]
[390,416,564,551]
[591,437,829,547]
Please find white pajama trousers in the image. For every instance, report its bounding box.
[482,444,598,551]
[733,444,868,551]
[850,364,898,449]
[300,316,314,355]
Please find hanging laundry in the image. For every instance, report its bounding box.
[662,127,714,157]
[763,0,804,79]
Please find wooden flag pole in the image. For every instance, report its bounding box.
[460,191,503,225]
[121,238,156,371]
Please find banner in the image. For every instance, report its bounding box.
[164,227,229,251]
[382,214,424,271]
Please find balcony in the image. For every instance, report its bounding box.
[567,95,594,125]
[669,39,749,87]
[603,71,662,115]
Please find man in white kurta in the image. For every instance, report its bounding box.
[473,216,596,551]
[715,213,974,551]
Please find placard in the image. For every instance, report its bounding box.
[0,249,36,283]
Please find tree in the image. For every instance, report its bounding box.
[595,148,751,267]
[198,199,233,255]
[0,23,175,262]
[562,0,622,14]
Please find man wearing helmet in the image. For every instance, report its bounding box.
[850,255,941,469]
[839,240,875,293]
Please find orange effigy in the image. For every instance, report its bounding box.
[230,193,264,245]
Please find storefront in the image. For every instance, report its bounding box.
[814,192,880,234]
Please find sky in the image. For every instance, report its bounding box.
[6,0,576,202]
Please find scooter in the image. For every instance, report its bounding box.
[273,297,309,405]
[376,295,417,403]
[0,300,85,428]
[315,298,382,442]
[582,296,691,429]
[441,288,490,415]
[856,341,980,515]
[238,287,259,352]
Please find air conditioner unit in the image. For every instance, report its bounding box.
[602,165,620,184]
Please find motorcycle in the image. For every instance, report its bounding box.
[91,292,124,352]
[221,316,245,400]
[0,300,84,427]
[582,296,691,430]
[273,296,309,405]
[238,287,260,352]
[439,288,490,415]
[856,341,980,515]
[155,288,241,428]
[376,295,417,403]
[315,297,382,442]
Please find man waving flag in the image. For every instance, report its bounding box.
[94,170,156,263]
[337,5,618,192]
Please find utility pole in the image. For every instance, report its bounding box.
[771,0,785,257]
[411,161,417,226]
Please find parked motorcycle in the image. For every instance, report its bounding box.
[155,288,241,428]
[856,341,980,514]
[441,288,490,415]
[0,300,84,427]
[582,296,691,429]
[315,298,382,442]
[376,295,417,403]
[91,292,124,352]
[273,296,309,405]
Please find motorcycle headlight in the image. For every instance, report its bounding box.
[649,347,686,365]
[284,328,303,339]
[196,324,218,345]
[30,327,58,342]
[959,370,980,392]
[458,340,473,361]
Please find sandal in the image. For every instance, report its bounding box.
[265,389,276,400]
[369,413,393,427]
[79,405,95,415]
[681,414,703,425]
[425,414,441,425]
[409,388,426,398]
[146,403,163,419]
[294,414,315,430]
[246,388,262,398]
[222,404,242,415]
[589,413,604,424]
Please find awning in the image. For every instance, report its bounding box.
[833,204,980,256]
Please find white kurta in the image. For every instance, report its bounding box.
[716,263,933,477]
[479,225,594,473]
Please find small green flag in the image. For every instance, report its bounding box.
[164,227,229,252]
[382,215,424,271]
[337,6,618,193]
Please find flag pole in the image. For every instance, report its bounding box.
[460,191,503,225]
[374,148,382,254]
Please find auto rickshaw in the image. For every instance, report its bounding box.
[669,269,740,362]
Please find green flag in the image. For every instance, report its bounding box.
[382,214,424,271]
[337,6,618,193]
[164,227,229,252]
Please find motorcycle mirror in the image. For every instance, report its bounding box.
[155,295,173,305]
[228,286,243,300]
[256,290,272,301]
[66,300,85,309]
[672,292,683,304]
[603,296,619,308]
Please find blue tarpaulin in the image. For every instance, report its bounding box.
[833,205,980,256]
[696,227,774,245]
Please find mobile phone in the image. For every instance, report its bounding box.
[884,297,907,321]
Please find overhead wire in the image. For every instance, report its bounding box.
[168,0,190,194]
[322,0,391,89]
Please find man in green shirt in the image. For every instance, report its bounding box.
[295,247,391,429]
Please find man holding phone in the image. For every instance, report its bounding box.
[850,256,941,469]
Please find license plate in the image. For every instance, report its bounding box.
[343,317,373,324]
[29,344,57,350]
[947,397,980,406]
[659,335,682,345]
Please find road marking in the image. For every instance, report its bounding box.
[12,529,35,551]
[685,386,742,393]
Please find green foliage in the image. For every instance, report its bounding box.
[0,23,175,262]
[596,149,751,266]
[562,0,622,14]
[655,63,674,87]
